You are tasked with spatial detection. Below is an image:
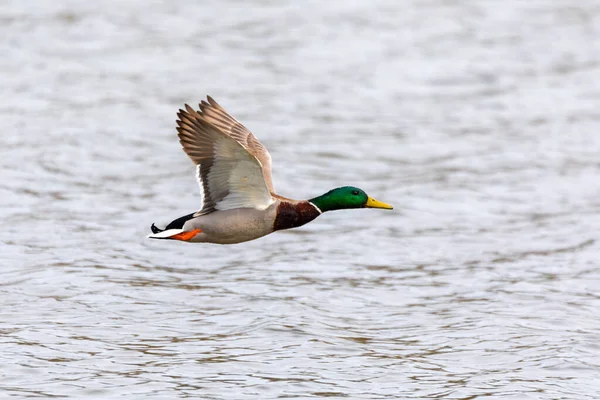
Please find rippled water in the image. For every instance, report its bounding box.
[2,0,600,398]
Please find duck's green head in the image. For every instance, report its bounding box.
[309,186,393,212]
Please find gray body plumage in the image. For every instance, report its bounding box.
[182,202,279,244]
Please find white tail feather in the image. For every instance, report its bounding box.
[147,229,185,239]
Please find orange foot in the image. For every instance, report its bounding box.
[169,229,202,241]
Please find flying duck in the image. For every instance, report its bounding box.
[149,96,392,244]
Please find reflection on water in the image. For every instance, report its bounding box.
[2,0,600,398]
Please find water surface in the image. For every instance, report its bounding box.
[2,0,600,398]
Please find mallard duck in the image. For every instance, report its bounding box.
[149,96,393,244]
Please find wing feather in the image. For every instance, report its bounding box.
[176,107,274,215]
[196,96,275,193]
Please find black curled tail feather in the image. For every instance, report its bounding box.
[150,212,195,235]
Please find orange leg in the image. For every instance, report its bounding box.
[169,229,202,241]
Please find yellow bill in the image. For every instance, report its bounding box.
[365,196,393,210]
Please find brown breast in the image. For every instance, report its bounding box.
[273,201,321,231]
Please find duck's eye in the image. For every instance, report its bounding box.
[351,190,359,195]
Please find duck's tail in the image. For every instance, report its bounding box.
[148,212,197,239]
[147,226,188,239]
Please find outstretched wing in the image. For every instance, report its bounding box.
[194,96,275,193]
[176,106,274,215]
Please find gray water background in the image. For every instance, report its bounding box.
[2,0,600,398]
